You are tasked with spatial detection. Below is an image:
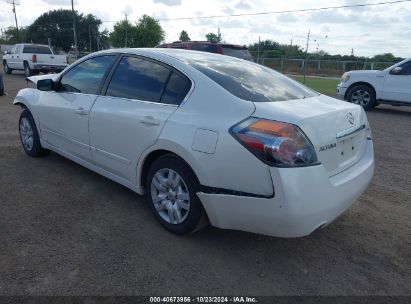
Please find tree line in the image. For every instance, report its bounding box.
[0,9,403,62]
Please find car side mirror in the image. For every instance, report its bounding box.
[37,79,55,91]
[390,67,402,75]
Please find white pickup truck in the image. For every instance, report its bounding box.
[337,57,411,109]
[2,43,68,77]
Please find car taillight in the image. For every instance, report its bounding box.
[32,54,37,63]
[230,117,319,167]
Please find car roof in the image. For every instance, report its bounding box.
[159,41,247,49]
[96,48,245,64]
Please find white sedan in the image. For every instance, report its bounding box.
[14,49,374,237]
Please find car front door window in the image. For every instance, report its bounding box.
[59,55,117,94]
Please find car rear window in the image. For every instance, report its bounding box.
[191,44,218,53]
[186,57,318,102]
[222,46,254,61]
[161,71,192,105]
[23,45,52,54]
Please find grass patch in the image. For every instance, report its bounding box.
[290,75,340,96]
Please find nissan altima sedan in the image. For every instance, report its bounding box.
[14,48,374,237]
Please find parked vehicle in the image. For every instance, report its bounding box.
[14,49,374,237]
[337,57,411,109]
[157,41,254,61]
[3,43,68,77]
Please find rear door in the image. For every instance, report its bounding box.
[13,45,24,69]
[382,60,411,103]
[89,55,191,181]
[38,55,117,161]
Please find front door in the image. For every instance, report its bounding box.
[382,60,411,103]
[38,55,118,161]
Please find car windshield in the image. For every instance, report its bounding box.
[23,45,52,54]
[221,46,254,61]
[181,52,318,102]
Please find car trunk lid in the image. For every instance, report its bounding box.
[252,95,369,176]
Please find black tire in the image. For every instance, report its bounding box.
[146,154,207,235]
[19,110,50,157]
[24,62,33,77]
[3,61,12,74]
[346,84,376,110]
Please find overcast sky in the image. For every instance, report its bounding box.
[1,0,410,57]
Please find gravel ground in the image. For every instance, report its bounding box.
[0,72,410,296]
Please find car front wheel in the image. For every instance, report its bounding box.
[19,110,50,157]
[347,85,376,110]
[146,154,207,235]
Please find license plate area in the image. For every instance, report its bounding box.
[337,130,366,167]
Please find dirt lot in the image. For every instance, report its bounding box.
[0,72,410,296]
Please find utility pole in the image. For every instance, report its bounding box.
[71,0,78,59]
[6,0,20,40]
[89,23,92,52]
[124,13,128,48]
[303,29,311,84]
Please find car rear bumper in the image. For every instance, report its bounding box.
[198,140,374,238]
[33,64,67,71]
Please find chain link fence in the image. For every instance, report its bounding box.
[256,57,397,77]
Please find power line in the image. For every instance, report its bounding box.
[154,0,411,21]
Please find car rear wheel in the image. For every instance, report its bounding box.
[19,110,50,157]
[146,154,207,234]
[347,85,376,110]
[3,62,12,74]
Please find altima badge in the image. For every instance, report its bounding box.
[347,112,355,125]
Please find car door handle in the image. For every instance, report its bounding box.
[140,116,161,126]
[75,108,88,115]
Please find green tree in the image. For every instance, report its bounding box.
[26,9,102,52]
[109,20,135,48]
[1,26,28,44]
[205,32,221,43]
[109,15,165,48]
[179,30,190,42]
[135,15,165,47]
[372,53,402,62]
[98,29,111,50]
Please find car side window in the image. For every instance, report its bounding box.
[59,55,116,94]
[399,61,411,75]
[191,44,218,53]
[161,71,192,105]
[106,56,171,102]
[15,46,22,54]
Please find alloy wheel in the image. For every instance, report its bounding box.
[20,117,34,151]
[351,89,371,107]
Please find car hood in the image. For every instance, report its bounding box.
[346,70,384,76]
